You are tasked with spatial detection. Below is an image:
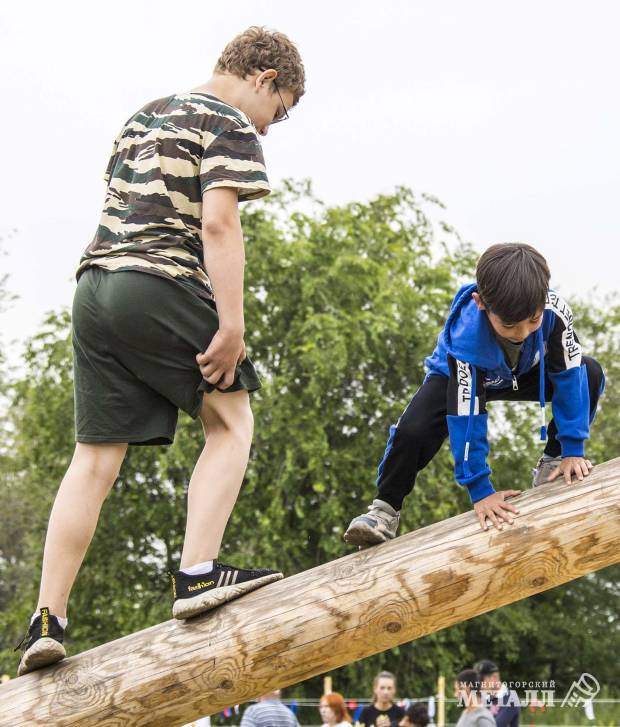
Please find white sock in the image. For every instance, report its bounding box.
[31,610,68,630]
[180,560,214,576]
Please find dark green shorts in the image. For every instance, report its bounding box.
[72,267,261,446]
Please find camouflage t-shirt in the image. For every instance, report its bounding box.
[76,92,270,301]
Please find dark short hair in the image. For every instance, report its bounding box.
[475,659,500,679]
[404,702,430,727]
[476,243,550,324]
[456,669,482,694]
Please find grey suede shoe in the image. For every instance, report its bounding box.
[532,456,563,487]
[344,499,400,546]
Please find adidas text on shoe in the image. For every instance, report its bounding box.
[170,562,283,620]
[343,498,400,547]
[16,607,66,677]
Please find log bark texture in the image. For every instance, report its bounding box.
[2,457,619,726]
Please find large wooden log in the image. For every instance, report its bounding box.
[2,457,619,726]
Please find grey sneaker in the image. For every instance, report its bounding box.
[343,499,400,546]
[532,456,563,487]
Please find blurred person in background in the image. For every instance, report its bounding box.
[399,702,429,727]
[358,671,405,726]
[454,669,495,727]
[475,660,520,727]
[241,689,299,727]
[320,692,352,726]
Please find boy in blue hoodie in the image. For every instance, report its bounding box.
[344,243,605,543]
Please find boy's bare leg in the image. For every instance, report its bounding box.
[180,389,253,568]
[36,442,128,617]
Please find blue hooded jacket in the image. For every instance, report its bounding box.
[424,283,596,503]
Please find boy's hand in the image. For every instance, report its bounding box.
[473,490,521,532]
[547,457,593,484]
[196,329,246,390]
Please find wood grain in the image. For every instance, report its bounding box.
[2,457,619,726]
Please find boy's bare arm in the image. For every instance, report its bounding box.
[196,187,246,389]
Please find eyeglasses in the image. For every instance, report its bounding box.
[259,69,290,124]
[270,79,290,124]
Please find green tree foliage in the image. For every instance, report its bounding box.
[0,185,617,708]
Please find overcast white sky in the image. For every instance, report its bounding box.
[1,1,619,369]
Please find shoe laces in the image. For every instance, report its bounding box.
[215,561,233,569]
[368,503,397,525]
[217,562,255,574]
[14,626,31,652]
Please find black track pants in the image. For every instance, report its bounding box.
[375,356,604,510]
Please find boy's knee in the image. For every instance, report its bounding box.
[202,392,254,445]
[396,416,427,445]
[234,401,254,443]
[72,443,126,484]
[583,356,604,390]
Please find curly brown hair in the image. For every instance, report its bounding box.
[215,26,306,105]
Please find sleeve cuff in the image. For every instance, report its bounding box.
[201,179,271,201]
[466,477,496,504]
[560,439,586,457]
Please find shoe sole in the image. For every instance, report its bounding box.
[172,572,283,620]
[17,638,66,677]
[343,521,389,547]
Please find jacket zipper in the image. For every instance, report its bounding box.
[512,374,518,391]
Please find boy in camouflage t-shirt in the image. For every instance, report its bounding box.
[16,27,305,676]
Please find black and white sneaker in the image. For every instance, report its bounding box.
[170,562,283,620]
[15,607,66,677]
